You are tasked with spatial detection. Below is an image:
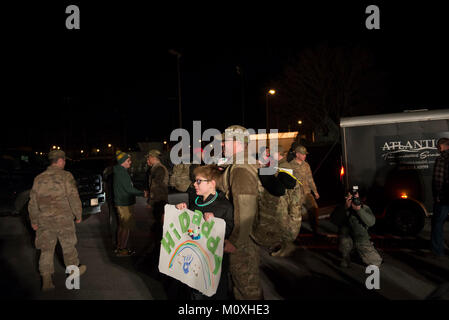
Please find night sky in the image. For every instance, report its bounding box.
[3,1,449,152]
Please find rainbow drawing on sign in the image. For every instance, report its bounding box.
[169,240,214,289]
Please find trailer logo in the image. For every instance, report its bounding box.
[381,139,439,161]
[375,135,444,172]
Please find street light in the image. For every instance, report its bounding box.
[108,144,112,148]
[266,89,276,134]
[298,120,302,125]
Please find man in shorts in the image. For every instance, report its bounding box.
[113,151,147,256]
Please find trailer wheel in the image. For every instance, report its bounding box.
[387,200,425,236]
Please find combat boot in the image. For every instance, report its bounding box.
[41,274,55,291]
[78,264,87,276]
[270,244,286,257]
[279,242,296,257]
[68,264,87,277]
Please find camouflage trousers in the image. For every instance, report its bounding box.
[229,238,263,300]
[338,235,382,266]
[303,193,319,231]
[35,220,79,275]
[280,216,302,244]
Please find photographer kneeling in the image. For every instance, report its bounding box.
[331,187,382,268]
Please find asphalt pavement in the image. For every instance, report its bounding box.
[1,198,448,300]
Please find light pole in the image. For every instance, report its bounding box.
[169,49,183,128]
[265,89,276,134]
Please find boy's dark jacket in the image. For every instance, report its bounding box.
[191,191,234,239]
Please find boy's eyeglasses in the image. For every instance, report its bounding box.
[194,179,210,185]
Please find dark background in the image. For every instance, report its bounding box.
[2,1,449,152]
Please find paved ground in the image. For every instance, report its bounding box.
[0,198,166,300]
[1,198,448,300]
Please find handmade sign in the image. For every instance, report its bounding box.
[158,204,226,297]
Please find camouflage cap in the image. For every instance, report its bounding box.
[295,145,309,155]
[146,149,161,159]
[48,150,66,161]
[223,125,249,143]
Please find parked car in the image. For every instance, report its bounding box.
[0,150,106,217]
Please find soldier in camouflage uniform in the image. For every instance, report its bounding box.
[146,150,169,242]
[147,150,169,210]
[272,147,305,256]
[28,150,86,291]
[218,125,263,300]
[332,191,382,267]
[252,147,304,257]
[289,145,320,234]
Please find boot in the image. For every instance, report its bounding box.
[279,242,296,257]
[78,264,87,276]
[270,243,286,257]
[42,274,55,291]
[271,242,296,258]
[69,264,87,277]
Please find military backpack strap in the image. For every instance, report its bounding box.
[222,164,234,203]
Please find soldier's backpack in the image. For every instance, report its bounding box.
[220,164,303,248]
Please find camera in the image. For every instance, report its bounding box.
[350,186,361,206]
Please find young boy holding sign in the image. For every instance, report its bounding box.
[176,165,234,299]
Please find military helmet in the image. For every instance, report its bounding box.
[48,150,66,161]
[223,125,249,143]
[295,145,309,155]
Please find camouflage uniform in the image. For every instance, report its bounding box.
[28,164,82,276]
[281,181,304,243]
[336,204,383,266]
[148,161,170,236]
[169,164,191,192]
[280,159,306,241]
[251,166,304,249]
[148,162,169,207]
[289,159,319,228]
[220,149,262,300]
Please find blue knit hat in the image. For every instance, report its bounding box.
[116,150,130,165]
